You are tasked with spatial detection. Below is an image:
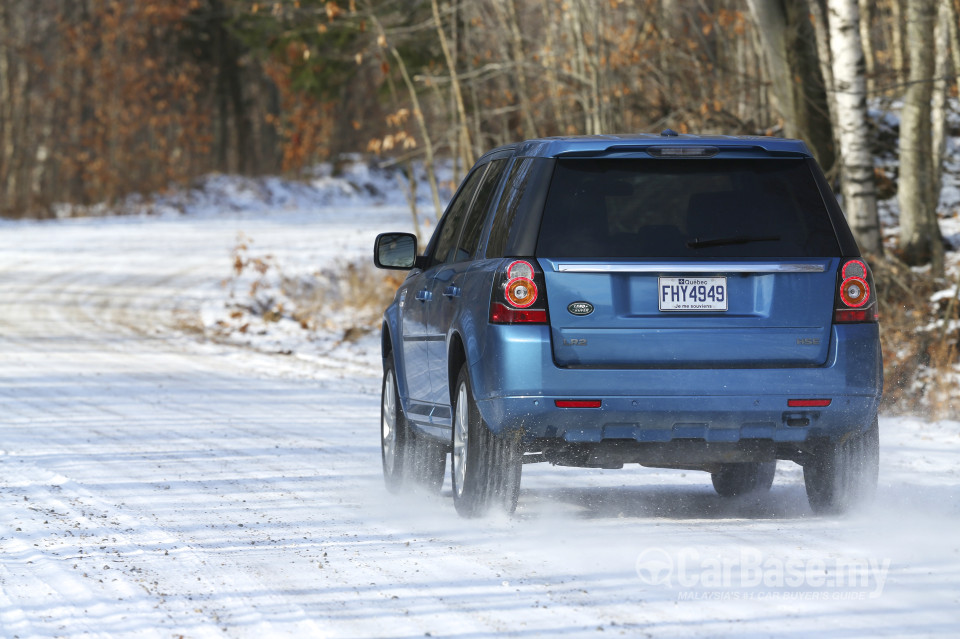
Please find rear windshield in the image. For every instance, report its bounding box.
[536,158,841,258]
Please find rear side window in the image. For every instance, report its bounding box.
[536,158,841,258]
[486,158,536,258]
[457,159,507,261]
[430,166,486,265]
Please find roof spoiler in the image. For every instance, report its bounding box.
[555,144,809,159]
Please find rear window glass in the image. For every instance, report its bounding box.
[536,158,840,258]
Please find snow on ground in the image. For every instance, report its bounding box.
[1,170,959,638]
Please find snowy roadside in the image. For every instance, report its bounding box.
[170,162,446,376]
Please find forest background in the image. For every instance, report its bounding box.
[2,0,959,415]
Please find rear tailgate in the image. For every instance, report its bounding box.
[534,154,844,369]
[540,259,836,368]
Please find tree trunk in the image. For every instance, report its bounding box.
[8,3,30,214]
[394,48,444,222]
[568,2,594,134]
[364,4,444,222]
[430,0,473,168]
[745,0,794,130]
[826,0,883,255]
[898,0,943,274]
[495,0,538,138]
[889,0,906,87]
[0,1,12,214]
[949,0,960,102]
[930,0,951,211]
[807,0,839,166]
[749,18,772,129]
[539,1,564,134]
[382,60,423,241]
[857,0,876,95]
[746,0,835,171]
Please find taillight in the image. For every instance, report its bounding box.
[505,277,538,308]
[788,399,832,408]
[490,258,549,324]
[834,259,878,323]
[555,399,602,408]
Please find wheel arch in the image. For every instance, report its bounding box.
[381,320,393,364]
[447,331,467,407]
[381,311,414,416]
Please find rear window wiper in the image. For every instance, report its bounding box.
[686,235,781,249]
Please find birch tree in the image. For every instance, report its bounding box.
[826,0,883,255]
[857,0,876,94]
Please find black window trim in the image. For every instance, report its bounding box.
[462,157,510,261]
[426,162,491,268]
[495,157,556,258]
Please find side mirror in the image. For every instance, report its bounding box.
[374,232,418,270]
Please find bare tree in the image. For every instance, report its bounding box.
[431,0,474,168]
[365,4,444,222]
[492,0,538,138]
[826,0,883,255]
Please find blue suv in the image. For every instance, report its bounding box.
[374,134,882,517]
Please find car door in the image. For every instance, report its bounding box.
[397,267,432,403]
[424,158,509,407]
[413,165,488,413]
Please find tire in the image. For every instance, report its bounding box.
[450,364,522,517]
[711,461,776,497]
[381,360,446,494]
[804,418,879,515]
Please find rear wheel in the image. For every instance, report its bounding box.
[381,360,445,494]
[711,461,776,497]
[451,365,522,517]
[804,418,879,514]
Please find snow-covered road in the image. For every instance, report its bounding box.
[1,207,959,638]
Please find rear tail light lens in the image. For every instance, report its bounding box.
[555,400,602,408]
[490,304,548,324]
[834,259,878,323]
[842,259,867,279]
[834,309,871,323]
[840,276,869,308]
[507,260,535,280]
[788,399,832,408]
[490,258,549,324]
[505,277,538,308]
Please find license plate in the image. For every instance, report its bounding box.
[658,277,727,311]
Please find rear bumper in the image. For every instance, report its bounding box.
[471,322,882,452]
[476,393,879,442]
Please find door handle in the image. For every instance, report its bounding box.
[442,286,461,298]
[415,289,432,302]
